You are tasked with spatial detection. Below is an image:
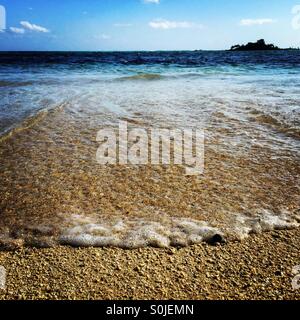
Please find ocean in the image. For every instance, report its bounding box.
[0,51,299,248]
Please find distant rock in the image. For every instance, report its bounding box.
[230,39,280,51]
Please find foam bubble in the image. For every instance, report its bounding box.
[58,210,300,248]
[232,210,300,240]
[60,234,121,247]
[59,215,223,248]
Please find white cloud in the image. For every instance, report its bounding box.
[149,19,203,30]
[114,23,133,27]
[9,27,25,34]
[143,0,160,4]
[101,34,111,40]
[20,21,49,33]
[240,18,276,26]
[94,34,111,40]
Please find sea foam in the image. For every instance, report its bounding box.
[58,210,299,248]
[59,215,222,248]
[232,210,300,240]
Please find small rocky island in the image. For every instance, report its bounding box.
[230,39,280,51]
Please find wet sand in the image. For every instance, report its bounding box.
[0,228,299,300]
[0,106,299,248]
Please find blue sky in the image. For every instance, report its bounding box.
[0,0,300,51]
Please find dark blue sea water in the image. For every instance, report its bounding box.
[1,50,300,67]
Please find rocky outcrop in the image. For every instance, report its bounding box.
[230,39,280,51]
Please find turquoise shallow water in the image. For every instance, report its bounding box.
[1,51,299,154]
[0,51,300,133]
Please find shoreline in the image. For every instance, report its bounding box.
[0,51,299,301]
[0,228,299,300]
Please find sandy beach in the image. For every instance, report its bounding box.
[0,228,299,300]
[1,52,299,301]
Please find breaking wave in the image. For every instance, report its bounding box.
[251,110,300,139]
[0,80,34,88]
[0,102,66,142]
[116,73,165,81]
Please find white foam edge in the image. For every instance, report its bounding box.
[58,210,299,248]
[232,210,300,240]
[59,216,222,249]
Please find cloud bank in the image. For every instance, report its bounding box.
[20,21,49,33]
[149,19,203,30]
[9,27,25,34]
[143,0,160,4]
